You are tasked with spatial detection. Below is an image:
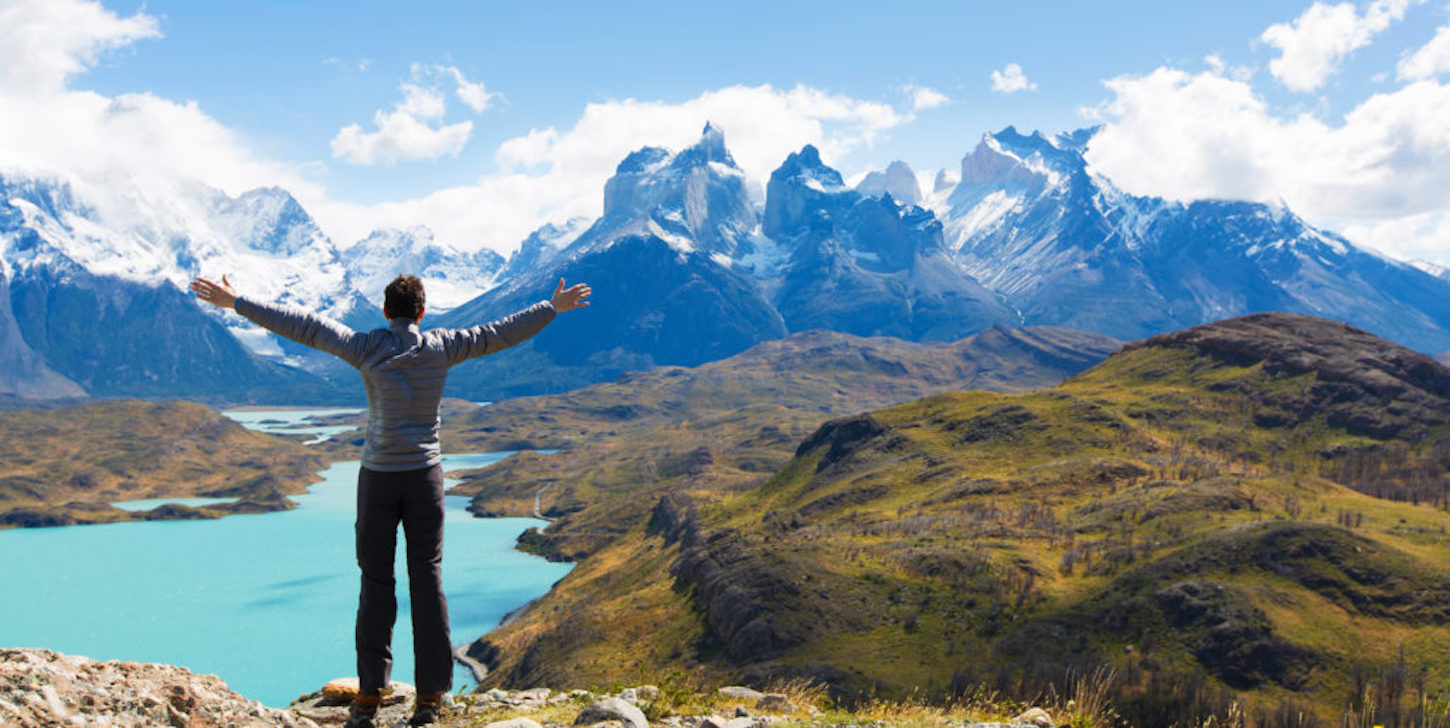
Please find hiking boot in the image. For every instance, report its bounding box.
[409,692,444,726]
[345,692,382,728]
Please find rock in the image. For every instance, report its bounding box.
[620,688,639,702]
[1012,707,1054,727]
[716,686,765,702]
[734,706,750,717]
[575,697,649,728]
[487,719,545,728]
[723,719,765,728]
[0,648,306,727]
[517,688,552,702]
[637,685,660,700]
[320,677,359,704]
[754,693,794,713]
[694,716,728,728]
[40,684,68,717]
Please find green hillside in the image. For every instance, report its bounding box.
[0,400,324,527]
[471,313,1450,726]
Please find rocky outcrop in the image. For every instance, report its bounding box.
[670,531,801,662]
[646,492,698,546]
[0,648,312,727]
[793,413,891,472]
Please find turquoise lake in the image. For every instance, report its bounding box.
[0,410,573,707]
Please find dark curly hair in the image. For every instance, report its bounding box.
[383,275,426,320]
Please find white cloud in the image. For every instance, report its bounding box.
[0,0,320,219]
[330,65,493,166]
[1399,24,1450,80]
[1261,0,1417,93]
[441,66,497,113]
[0,0,160,95]
[1343,211,1450,261]
[990,63,1037,94]
[903,84,949,110]
[1083,66,1450,260]
[314,84,911,252]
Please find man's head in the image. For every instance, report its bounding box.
[384,275,426,321]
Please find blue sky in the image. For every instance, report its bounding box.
[3,0,1449,260]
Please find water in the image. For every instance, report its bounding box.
[0,411,572,707]
[222,407,365,444]
[112,496,238,512]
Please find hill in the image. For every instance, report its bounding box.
[0,400,324,527]
[427,326,1118,560]
[468,313,1450,726]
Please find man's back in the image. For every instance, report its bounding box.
[232,298,556,471]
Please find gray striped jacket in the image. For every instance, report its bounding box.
[235,297,555,472]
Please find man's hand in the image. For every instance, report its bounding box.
[550,278,591,313]
[191,275,239,310]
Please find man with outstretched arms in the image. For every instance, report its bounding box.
[191,273,591,727]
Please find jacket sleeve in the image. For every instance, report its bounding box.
[235,296,369,368]
[440,300,556,366]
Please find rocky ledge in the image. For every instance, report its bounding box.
[0,649,1057,728]
[0,648,312,727]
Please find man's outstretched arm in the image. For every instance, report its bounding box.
[442,278,591,366]
[191,275,369,368]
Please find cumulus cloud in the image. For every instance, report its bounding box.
[903,84,950,110]
[990,63,1037,94]
[442,66,497,113]
[313,84,912,252]
[330,64,494,166]
[1399,25,1450,80]
[1261,0,1417,93]
[0,0,160,95]
[0,0,320,220]
[1083,66,1450,260]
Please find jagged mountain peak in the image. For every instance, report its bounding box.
[671,122,737,170]
[856,160,921,207]
[772,145,844,189]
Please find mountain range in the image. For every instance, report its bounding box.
[5,124,1450,401]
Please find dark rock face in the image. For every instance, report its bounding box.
[646,492,698,546]
[670,531,802,662]
[794,413,890,471]
[1130,312,1450,439]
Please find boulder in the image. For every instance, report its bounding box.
[320,678,358,704]
[716,686,764,702]
[754,693,794,713]
[1011,707,1053,727]
[487,719,544,728]
[575,697,649,728]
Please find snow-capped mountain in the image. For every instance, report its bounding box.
[855,160,922,206]
[438,125,788,398]
[498,217,590,283]
[766,146,1013,340]
[9,118,1450,402]
[927,126,1450,352]
[341,226,504,311]
[0,171,503,399]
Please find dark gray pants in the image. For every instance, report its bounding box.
[355,465,452,695]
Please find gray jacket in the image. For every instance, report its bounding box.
[235,297,556,472]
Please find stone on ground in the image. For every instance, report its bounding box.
[575,696,649,728]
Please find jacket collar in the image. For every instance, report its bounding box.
[388,317,421,335]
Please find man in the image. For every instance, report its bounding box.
[190,273,590,727]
